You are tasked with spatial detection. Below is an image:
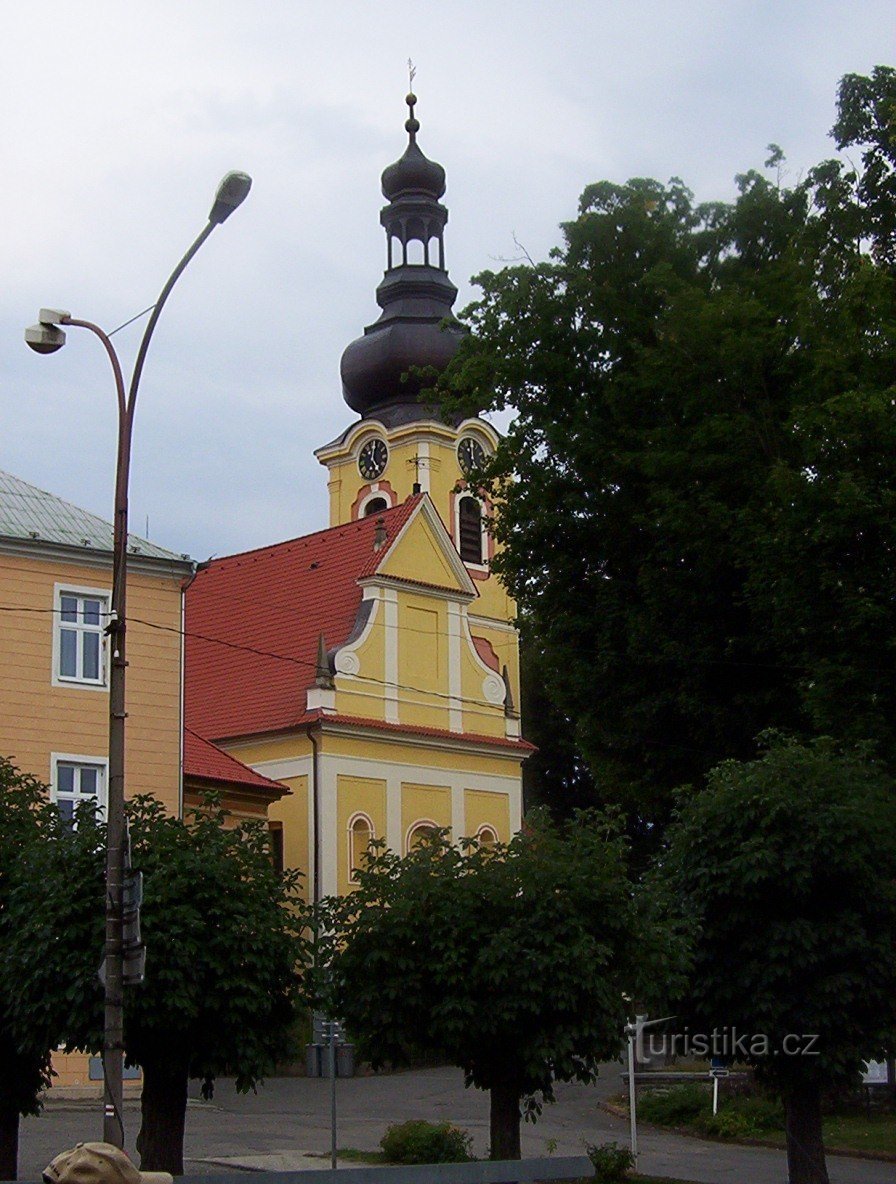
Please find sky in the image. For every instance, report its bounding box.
[2,2,893,561]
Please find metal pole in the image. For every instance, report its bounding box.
[627,1026,637,1163]
[712,1075,719,1115]
[329,1022,338,1169]
[61,220,223,1149]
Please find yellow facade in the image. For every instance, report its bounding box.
[0,547,186,816]
[1,517,191,1094]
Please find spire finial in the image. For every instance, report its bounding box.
[502,665,519,719]
[405,59,419,142]
[315,633,334,690]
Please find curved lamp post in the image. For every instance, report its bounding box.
[25,170,251,1148]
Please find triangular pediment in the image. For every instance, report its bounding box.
[374,496,476,597]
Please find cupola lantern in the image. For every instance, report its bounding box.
[340,93,464,425]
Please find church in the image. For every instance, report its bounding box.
[185,94,530,900]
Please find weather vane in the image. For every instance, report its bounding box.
[408,58,416,91]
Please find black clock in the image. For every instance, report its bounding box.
[458,436,486,476]
[358,438,388,480]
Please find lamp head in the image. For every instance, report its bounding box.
[208,171,252,224]
[25,309,70,354]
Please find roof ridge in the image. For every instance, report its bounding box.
[204,495,422,566]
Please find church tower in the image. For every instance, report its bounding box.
[315,93,504,616]
[186,94,528,906]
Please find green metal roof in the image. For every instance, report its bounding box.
[0,469,191,563]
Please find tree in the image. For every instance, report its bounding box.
[438,68,896,836]
[320,812,680,1159]
[519,630,599,817]
[124,795,310,1175]
[654,735,896,1184]
[0,757,104,1180]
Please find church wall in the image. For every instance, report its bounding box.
[401,782,451,850]
[336,774,387,894]
[464,788,512,843]
[266,772,311,898]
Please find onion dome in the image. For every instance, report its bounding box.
[340,93,464,422]
[381,95,446,200]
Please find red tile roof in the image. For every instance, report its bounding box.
[183,728,288,795]
[186,499,420,740]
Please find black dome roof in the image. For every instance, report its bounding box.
[340,93,463,421]
[381,139,446,201]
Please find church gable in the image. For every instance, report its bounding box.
[374,496,475,597]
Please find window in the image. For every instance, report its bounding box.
[458,496,483,565]
[348,813,375,882]
[269,823,284,874]
[364,497,389,516]
[51,756,107,823]
[477,825,498,850]
[406,820,440,853]
[54,586,108,686]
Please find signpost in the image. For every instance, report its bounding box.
[709,1058,729,1115]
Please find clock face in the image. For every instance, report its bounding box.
[458,436,486,476]
[358,438,388,481]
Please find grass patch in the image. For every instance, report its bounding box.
[625,1084,896,1156]
[335,1148,387,1163]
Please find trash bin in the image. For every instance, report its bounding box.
[336,1043,355,1078]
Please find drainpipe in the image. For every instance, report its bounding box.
[307,722,321,905]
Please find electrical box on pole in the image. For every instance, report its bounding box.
[122,821,145,986]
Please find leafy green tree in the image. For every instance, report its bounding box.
[439,68,896,835]
[0,757,104,1180]
[320,811,681,1160]
[124,795,311,1174]
[654,735,896,1184]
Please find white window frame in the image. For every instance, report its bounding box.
[347,812,376,884]
[52,583,110,690]
[405,818,442,854]
[50,753,109,823]
[358,487,394,518]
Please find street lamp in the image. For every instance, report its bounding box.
[25,170,251,1149]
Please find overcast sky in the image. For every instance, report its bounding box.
[2,2,893,560]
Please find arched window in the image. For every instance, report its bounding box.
[348,813,374,883]
[458,496,483,565]
[364,497,388,516]
[477,825,498,850]
[406,820,440,853]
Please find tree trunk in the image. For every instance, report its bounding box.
[136,1057,189,1175]
[784,1079,829,1184]
[489,1083,521,1160]
[0,1099,19,1180]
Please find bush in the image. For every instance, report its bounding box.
[694,1109,759,1140]
[637,1084,710,1126]
[586,1141,634,1182]
[380,1120,473,1164]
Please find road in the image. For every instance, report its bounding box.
[17,1065,896,1184]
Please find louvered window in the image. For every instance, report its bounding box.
[458,497,483,565]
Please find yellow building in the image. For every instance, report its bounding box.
[0,468,192,820]
[185,94,530,899]
[0,468,287,1090]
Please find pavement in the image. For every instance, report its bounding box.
[17,1065,896,1184]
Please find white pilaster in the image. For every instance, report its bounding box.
[384,588,399,723]
[386,775,402,855]
[318,753,339,898]
[447,601,463,732]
